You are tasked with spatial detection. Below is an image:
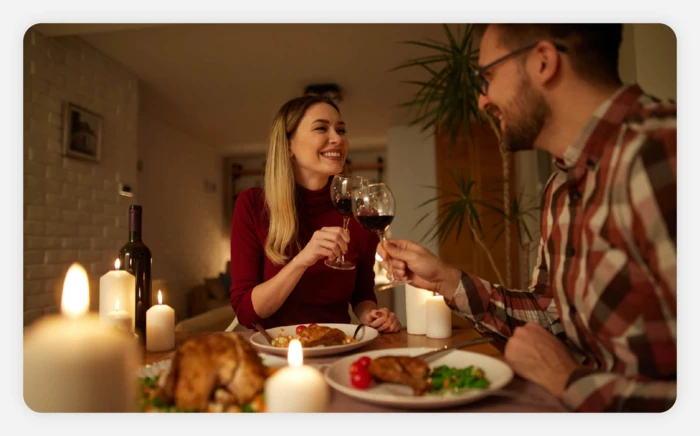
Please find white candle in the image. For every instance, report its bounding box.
[107,299,133,334]
[425,294,452,339]
[99,259,136,330]
[145,290,175,352]
[264,339,329,413]
[405,284,433,335]
[23,263,139,412]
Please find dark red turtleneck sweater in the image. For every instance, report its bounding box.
[229,180,379,329]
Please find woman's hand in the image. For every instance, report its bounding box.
[294,227,349,268]
[360,308,401,333]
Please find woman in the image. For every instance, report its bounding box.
[229,95,400,333]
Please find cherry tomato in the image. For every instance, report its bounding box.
[295,325,307,335]
[349,362,364,375]
[350,371,372,389]
[356,356,371,369]
[308,323,317,328]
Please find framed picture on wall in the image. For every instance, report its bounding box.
[62,102,102,162]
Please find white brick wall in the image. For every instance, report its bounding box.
[23,30,139,326]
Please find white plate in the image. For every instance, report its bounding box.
[324,347,514,410]
[249,323,379,357]
[137,353,289,379]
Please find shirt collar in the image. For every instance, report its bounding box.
[555,83,644,171]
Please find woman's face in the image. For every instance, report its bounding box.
[289,102,348,186]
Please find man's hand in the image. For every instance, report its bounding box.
[504,323,581,399]
[377,239,461,298]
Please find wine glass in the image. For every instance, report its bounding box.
[325,175,367,270]
[351,182,411,289]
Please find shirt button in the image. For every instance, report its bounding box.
[566,247,575,257]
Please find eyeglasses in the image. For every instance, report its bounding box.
[472,42,567,96]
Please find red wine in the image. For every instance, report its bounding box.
[118,205,152,343]
[356,215,394,233]
[333,198,353,217]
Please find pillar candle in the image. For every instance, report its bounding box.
[99,259,136,330]
[107,299,133,334]
[145,290,175,352]
[264,339,329,413]
[24,263,139,412]
[405,284,432,335]
[425,294,452,339]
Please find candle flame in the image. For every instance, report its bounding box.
[61,262,89,318]
[158,290,163,305]
[115,299,120,311]
[288,339,303,367]
[375,252,383,262]
[115,258,120,270]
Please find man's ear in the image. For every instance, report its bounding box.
[531,40,561,86]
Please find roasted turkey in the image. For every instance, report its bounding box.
[157,332,268,411]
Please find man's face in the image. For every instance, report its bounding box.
[477,26,550,152]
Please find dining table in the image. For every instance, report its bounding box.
[140,327,568,413]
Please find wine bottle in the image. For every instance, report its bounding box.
[118,205,152,343]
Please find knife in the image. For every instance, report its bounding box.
[414,336,494,361]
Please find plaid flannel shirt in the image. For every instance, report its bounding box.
[447,84,676,412]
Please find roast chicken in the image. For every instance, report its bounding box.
[368,356,431,396]
[297,324,347,347]
[157,332,268,411]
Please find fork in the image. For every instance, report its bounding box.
[352,324,366,340]
[254,322,275,345]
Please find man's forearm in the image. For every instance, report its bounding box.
[444,271,560,338]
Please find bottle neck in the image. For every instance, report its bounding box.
[129,208,142,242]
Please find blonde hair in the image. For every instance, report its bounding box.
[264,95,340,265]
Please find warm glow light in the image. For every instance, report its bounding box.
[375,252,383,262]
[158,290,163,305]
[115,258,120,270]
[288,339,303,367]
[115,299,120,311]
[61,263,89,318]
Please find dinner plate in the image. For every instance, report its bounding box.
[324,347,514,410]
[249,323,379,357]
[137,353,288,379]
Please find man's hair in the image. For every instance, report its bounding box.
[491,24,623,86]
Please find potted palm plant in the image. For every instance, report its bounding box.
[393,24,538,287]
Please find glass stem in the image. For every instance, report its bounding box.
[340,216,350,263]
[379,231,395,282]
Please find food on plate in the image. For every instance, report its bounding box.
[140,332,276,412]
[427,365,490,392]
[367,355,431,395]
[356,354,491,396]
[270,324,357,348]
[348,355,373,389]
[299,324,349,347]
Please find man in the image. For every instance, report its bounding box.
[379,24,676,412]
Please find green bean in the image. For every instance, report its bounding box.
[427,364,490,393]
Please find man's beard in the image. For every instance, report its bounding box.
[499,75,550,153]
